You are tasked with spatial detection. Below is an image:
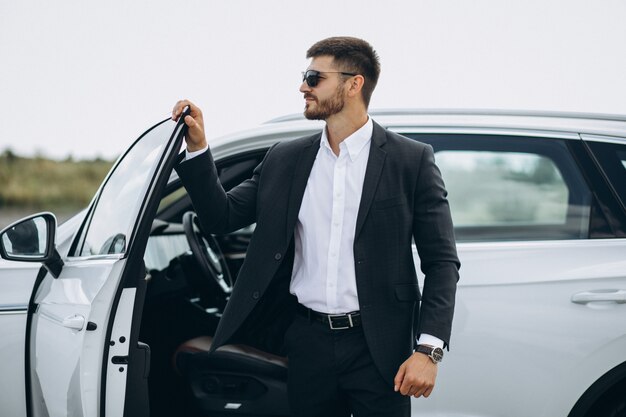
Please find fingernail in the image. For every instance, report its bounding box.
[394,385,398,392]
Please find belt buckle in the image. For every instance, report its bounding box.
[328,313,352,330]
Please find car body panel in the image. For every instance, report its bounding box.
[0,210,85,417]
[412,239,626,416]
[0,306,28,417]
[30,259,125,417]
[105,287,137,417]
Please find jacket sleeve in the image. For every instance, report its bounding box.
[412,144,460,348]
[174,145,271,235]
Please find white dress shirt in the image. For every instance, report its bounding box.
[290,118,372,314]
[184,120,442,348]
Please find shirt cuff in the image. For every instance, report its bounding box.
[417,333,444,349]
[185,144,209,161]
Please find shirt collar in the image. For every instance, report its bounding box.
[320,117,373,162]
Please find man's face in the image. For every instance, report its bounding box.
[300,56,348,120]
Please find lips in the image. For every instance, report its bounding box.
[304,94,317,102]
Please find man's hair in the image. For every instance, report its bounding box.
[306,36,381,107]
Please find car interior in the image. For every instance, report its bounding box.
[138,148,289,417]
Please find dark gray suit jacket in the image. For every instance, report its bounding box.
[175,121,460,384]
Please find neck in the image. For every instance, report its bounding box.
[325,106,368,155]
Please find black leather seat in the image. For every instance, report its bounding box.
[174,336,289,416]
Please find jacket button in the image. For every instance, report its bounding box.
[252,291,260,300]
[274,253,282,260]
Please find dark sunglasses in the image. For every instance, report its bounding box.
[301,70,358,87]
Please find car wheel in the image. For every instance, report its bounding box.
[603,396,626,417]
[584,383,626,417]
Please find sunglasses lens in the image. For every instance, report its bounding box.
[304,70,320,87]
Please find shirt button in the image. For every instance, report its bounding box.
[274,253,282,260]
[252,291,260,300]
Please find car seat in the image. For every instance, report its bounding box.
[174,336,289,416]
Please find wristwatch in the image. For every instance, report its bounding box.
[416,344,444,364]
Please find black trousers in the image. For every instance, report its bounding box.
[285,314,410,417]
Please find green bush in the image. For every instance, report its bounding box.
[0,149,114,212]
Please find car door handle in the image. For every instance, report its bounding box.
[571,289,626,304]
[61,314,86,330]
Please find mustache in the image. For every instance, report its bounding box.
[304,93,317,100]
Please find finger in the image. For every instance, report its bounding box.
[409,384,423,397]
[394,365,406,392]
[184,114,205,140]
[413,381,435,398]
[411,385,427,398]
[184,114,197,128]
[400,378,415,396]
[172,99,194,121]
[172,100,186,120]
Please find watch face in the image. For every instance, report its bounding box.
[431,347,444,363]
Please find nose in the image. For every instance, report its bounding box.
[299,79,310,93]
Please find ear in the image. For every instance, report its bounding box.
[346,74,365,99]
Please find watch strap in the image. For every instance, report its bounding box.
[415,344,444,363]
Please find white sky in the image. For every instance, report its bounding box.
[1,0,626,160]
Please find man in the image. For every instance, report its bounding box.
[172,36,459,417]
[6,218,40,255]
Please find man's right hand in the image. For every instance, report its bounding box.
[171,99,207,152]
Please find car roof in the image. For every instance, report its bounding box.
[167,108,626,187]
[206,108,626,160]
[267,108,626,126]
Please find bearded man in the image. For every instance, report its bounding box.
[173,36,460,417]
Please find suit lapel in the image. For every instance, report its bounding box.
[355,122,387,239]
[284,133,320,242]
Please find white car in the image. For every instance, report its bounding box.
[1,110,625,417]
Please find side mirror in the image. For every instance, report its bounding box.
[0,212,64,278]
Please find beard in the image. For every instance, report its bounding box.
[303,84,345,120]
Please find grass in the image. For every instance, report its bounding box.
[0,149,114,213]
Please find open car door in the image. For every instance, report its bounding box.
[25,116,187,417]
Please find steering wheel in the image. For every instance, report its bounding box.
[182,211,232,295]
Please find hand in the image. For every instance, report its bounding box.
[393,351,438,398]
[171,99,207,152]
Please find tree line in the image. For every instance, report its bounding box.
[0,149,114,212]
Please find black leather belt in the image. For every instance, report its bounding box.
[297,304,361,330]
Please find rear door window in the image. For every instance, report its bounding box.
[406,134,592,242]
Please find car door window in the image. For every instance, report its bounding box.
[407,134,592,242]
[73,121,177,256]
[584,139,626,210]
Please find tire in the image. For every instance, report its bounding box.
[585,381,626,417]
